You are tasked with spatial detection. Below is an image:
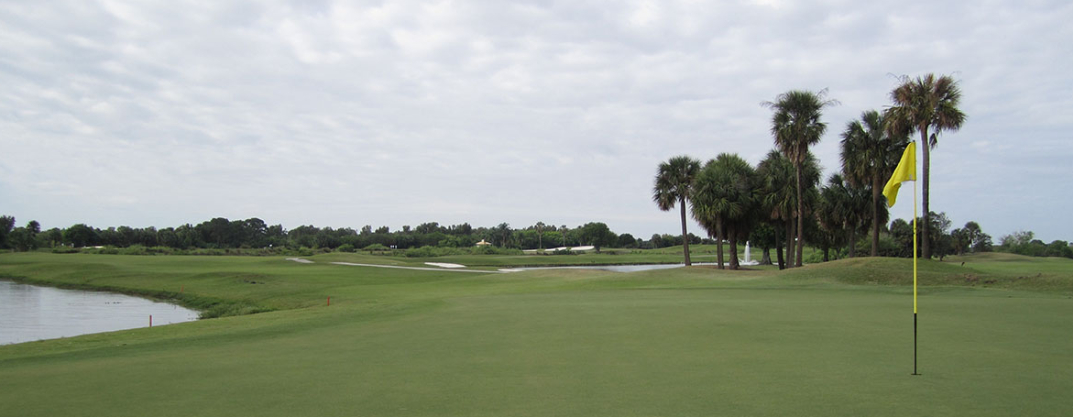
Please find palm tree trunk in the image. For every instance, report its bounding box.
[775,224,785,270]
[847,227,856,258]
[823,247,829,262]
[920,128,931,259]
[728,231,739,270]
[716,218,725,269]
[785,218,795,268]
[871,175,880,256]
[795,164,804,267]
[679,197,691,266]
[761,247,772,265]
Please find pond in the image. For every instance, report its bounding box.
[0,280,200,345]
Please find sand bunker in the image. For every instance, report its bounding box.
[424,262,467,269]
[286,258,314,264]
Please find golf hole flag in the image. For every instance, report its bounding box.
[883,141,916,207]
[883,141,922,375]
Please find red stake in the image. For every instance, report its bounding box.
[149,315,153,327]
[327,296,331,306]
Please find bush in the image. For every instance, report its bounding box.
[403,246,468,258]
[362,243,390,254]
[471,245,523,256]
[336,244,356,253]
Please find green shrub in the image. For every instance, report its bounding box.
[362,244,390,254]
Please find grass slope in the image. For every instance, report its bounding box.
[2,252,1072,416]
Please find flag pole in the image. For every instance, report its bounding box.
[912,142,920,376]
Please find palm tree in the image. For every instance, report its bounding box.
[692,154,758,270]
[535,222,546,249]
[653,156,702,266]
[885,74,966,259]
[756,150,796,269]
[495,223,512,248]
[819,174,871,257]
[765,89,838,267]
[755,150,820,269]
[840,110,908,256]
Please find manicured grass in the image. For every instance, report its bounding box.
[2,252,1072,416]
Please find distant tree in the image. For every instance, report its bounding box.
[447,223,473,235]
[748,221,777,265]
[889,219,914,258]
[973,233,993,253]
[950,228,970,255]
[415,222,442,234]
[885,74,967,259]
[819,174,870,258]
[535,222,546,249]
[766,89,838,267]
[63,223,98,248]
[8,227,33,251]
[578,222,616,252]
[40,228,64,248]
[1046,241,1073,259]
[26,220,40,235]
[493,223,512,248]
[617,233,637,248]
[0,215,14,249]
[930,212,953,260]
[649,233,664,249]
[1000,231,1034,248]
[362,243,389,254]
[653,155,702,266]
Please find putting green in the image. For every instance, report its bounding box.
[1,254,1072,416]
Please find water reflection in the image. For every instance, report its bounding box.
[0,280,200,345]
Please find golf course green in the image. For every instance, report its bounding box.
[1,251,1071,416]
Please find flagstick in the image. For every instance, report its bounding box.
[912,143,920,376]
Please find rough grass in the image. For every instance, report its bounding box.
[2,252,1072,416]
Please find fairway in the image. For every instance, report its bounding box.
[2,253,1072,416]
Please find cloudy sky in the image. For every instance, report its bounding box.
[2,0,1071,242]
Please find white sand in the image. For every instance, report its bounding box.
[424,262,467,269]
[331,262,501,273]
[286,257,314,264]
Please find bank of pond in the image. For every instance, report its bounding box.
[0,280,199,345]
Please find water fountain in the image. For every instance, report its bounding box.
[741,241,759,266]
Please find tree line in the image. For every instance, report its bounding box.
[0,215,640,253]
[654,73,1071,269]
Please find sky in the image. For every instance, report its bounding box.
[1,0,1071,243]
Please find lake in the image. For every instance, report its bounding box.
[0,280,200,345]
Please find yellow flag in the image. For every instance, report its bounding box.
[883,142,916,207]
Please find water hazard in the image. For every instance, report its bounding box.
[0,280,200,345]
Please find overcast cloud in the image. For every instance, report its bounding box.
[2,0,1071,242]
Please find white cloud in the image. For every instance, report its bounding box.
[0,0,1070,242]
